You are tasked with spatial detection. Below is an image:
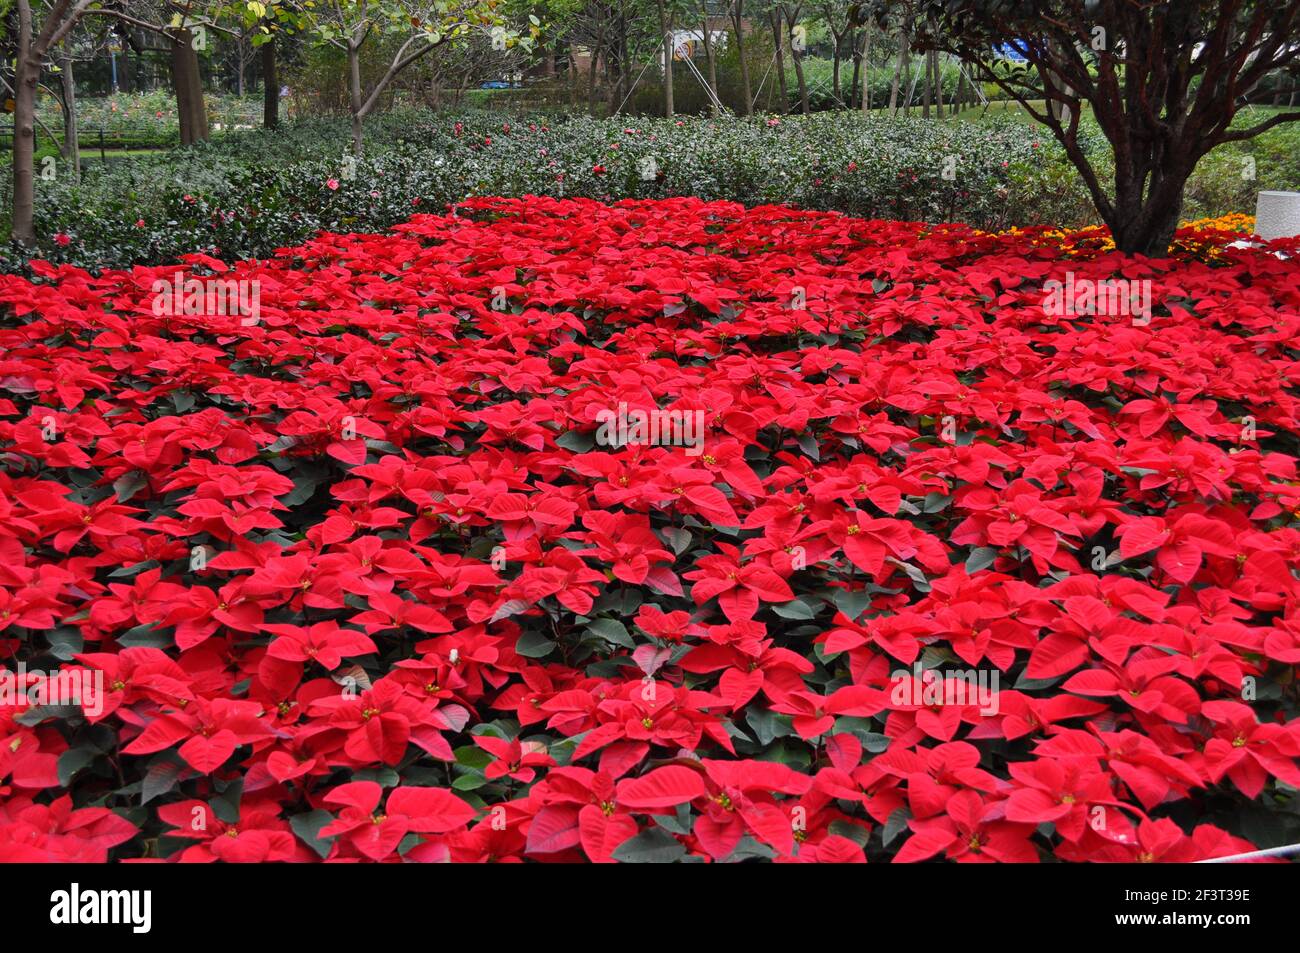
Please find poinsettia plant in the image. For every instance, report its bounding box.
[0,198,1297,863]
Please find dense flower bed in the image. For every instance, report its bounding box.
[1,198,1299,863]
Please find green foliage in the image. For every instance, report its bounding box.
[2,101,1290,272]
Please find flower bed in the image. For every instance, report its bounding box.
[1,198,1298,862]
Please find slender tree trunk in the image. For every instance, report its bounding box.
[171,28,209,145]
[889,27,907,115]
[731,1,752,115]
[262,36,279,128]
[11,0,38,245]
[860,23,873,114]
[849,28,861,109]
[922,49,932,117]
[348,42,364,156]
[569,44,578,107]
[59,49,79,182]
[791,39,809,114]
[657,0,674,118]
[832,33,842,101]
[771,9,788,113]
[701,17,719,116]
[588,19,605,110]
[934,51,945,117]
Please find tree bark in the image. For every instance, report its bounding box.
[731,1,752,116]
[701,17,719,117]
[922,48,932,117]
[348,41,364,156]
[785,5,809,114]
[771,9,788,113]
[832,34,842,101]
[262,36,279,129]
[59,48,79,182]
[11,0,38,245]
[860,23,872,114]
[888,26,907,115]
[170,28,209,146]
[657,0,674,118]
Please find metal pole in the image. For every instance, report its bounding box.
[1197,842,1300,863]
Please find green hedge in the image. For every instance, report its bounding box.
[2,106,1295,272]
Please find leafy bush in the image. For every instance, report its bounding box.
[0,109,1096,272]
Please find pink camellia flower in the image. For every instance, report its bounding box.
[183,194,195,204]
[54,232,71,246]
[592,165,606,175]
[135,219,146,228]
[327,179,340,191]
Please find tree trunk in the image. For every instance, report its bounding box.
[1106,158,1190,257]
[701,18,720,117]
[262,36,279,129]
[934,51,945,117]
[771,10,788,113]
[59,49,79,182]
[792,41,809,114]
[922,49,932,117]
[889,27,907,115]
[569,44,578,107]
[171,29,209,145]
[348,42,364,156]
[732,1,752,116]
[588,21,605,110]
[657,0,674,118]
[832,34,842,101]
[11,0,37,245]
[849,29,861,109]
[860,23,872,114]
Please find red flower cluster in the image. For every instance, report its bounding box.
[1,196,1298,863]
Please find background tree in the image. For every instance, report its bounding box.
[900,0,1300,255]
[311,0,522,155]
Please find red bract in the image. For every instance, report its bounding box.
[0,197,1297,862]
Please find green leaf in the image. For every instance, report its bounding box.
[555,429,594,452]
[57,745,99,787]
[291,810,336,860]
[586,618,633,648]
[142,757,182,805]
[113,470,148,502]
[611,827,687,863]
[831,588,871,621]
[45,627,84,661]
[883,807,912,847]
[964,547,998,574]
[515,630,554,658]
[772,597,817,620]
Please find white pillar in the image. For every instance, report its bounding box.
[1254,190,1300,240]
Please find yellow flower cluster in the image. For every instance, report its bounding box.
[981,213,1256,260]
